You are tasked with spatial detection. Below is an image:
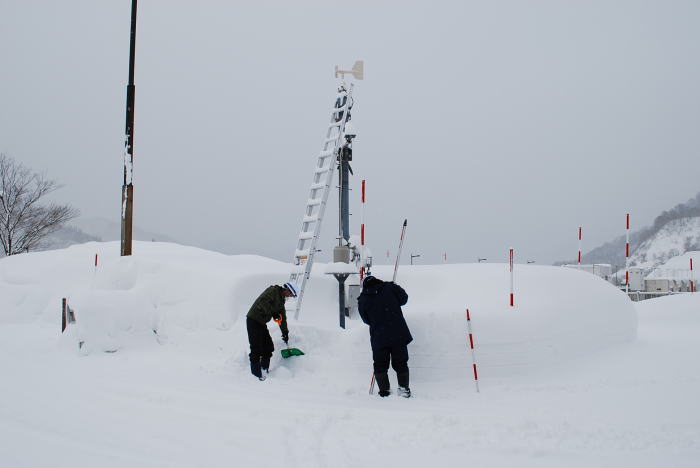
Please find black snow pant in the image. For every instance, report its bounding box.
[372,344,409,392]
[247,317,274,378]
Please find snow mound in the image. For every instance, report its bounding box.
[0,242,636,379]
[363,263,637,379]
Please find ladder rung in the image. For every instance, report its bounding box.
[295,249,311,258]
[309,182,326,191]
[314,166,330,175]
[319,150,335,158]
[302,215,318,223]
[298,232,314,240]
[306,198,323,207]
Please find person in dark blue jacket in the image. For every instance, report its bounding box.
[358,275,413,398]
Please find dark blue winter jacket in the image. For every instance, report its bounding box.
[357,280,412,350]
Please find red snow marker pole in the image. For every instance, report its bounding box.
[625,214,630,294]
[578,227,582,265]
[509,248,514,307]
[691,258,695,293]
[465,309,480,393]
[95,254,98,267]
[360,179,366,283]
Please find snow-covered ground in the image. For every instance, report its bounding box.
[1,242,698,467]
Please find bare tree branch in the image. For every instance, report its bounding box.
[0,154,78,256]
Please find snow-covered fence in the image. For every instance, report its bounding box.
[627,290,689,302]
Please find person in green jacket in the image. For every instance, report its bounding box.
[246,281,297,380]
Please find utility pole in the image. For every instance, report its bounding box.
[328,61,362,328]
[121,0,137,256]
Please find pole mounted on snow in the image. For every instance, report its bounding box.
[578,227,582,265]
[392,219,408,282]
[509,248,514,307]
[625,214,630,294]
[465,309,480,393]
[121,0,137,257]
[690,258,695,293]
[360,179,367,282]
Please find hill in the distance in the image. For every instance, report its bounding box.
[557,192,700,271]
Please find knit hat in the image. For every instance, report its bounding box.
[283,282,298,297]
[363,275,381,288]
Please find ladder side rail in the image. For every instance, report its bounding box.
[291,86,354,319]
[292,87,350,260]
[292,115,344,259]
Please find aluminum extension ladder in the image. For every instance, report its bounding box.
[288,83,354,319]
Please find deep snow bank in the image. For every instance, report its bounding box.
[361,263,637,378]
[0,242,636,375]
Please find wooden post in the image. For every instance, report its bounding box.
[121,0,137,257]
[61,298,67,333]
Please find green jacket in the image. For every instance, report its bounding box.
[246,285,289,336]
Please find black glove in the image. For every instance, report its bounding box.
[282,333,289,344]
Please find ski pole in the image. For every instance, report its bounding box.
[393,219,408,282]
[369,373,375,395]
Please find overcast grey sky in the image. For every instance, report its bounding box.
[1,0,699,265]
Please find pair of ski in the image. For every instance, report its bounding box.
[369,219,408,395]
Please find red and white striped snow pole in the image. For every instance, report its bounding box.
[465,309,480,393]
[625,214,630,294]
[690,258,695,293]
[509,248,514,306]
[578,227,582,265]
[360,179,366,283]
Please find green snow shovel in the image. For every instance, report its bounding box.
[280,338,304,359]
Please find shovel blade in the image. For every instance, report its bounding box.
[281,347,305,359]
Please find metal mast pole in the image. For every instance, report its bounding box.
[339,145,351,243]
[121,0,137,256]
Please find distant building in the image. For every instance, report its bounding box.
[628,267,645,291]
[643,252,698,293]
[562,264,613,280]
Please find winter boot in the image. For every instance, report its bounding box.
[397,371,411,398]
[261,355,271,374]
[250,357,263,380]
[375,372,391,397]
